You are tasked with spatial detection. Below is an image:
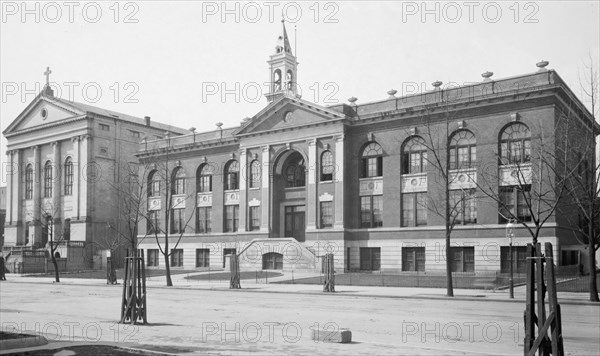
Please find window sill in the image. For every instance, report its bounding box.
[359,176,382,181]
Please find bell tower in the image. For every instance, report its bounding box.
[266,19,298,102]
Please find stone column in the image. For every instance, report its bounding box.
[32,145,42,245]
[5,150,14,224]
[334,135,345,228]
[260,146,270,233]
[307,139,317,229]
[71,136,80,220]
[238,149,247,231]
[52,141,62,231]
[79,135,90,221]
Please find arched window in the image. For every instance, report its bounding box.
[285,152,305,188]
[64,157,73,196]
[449,130,476,170]
[361,142,383,178]
[321,151,334,181]
[44,161,53,198]
[500,123,531,164]
[171,167,186,195]
[286,70,293,91]
[402,137,428,174]
[249,160,261,188]
[25,164,33,200]
[224,160,239,190]
[148,170,160,197]
[273,69,282,91]
[197,164,212,193]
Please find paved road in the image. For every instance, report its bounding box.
[1,281,599,355]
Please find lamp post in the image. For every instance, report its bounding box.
[506,219,515,299]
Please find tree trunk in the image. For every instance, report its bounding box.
[51,253,60,283]
[164,234,172,287]
[445,185,454,297]
[164,252,173,287]
[445,228,453,297]
[588,223,599,302]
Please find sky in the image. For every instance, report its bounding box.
[1,1,599,186]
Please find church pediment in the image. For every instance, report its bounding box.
[3,94,84,136]
[234,96,347,136]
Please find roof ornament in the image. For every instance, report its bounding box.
[44,66,52,86]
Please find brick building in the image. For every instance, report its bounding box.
[135,23,598,274]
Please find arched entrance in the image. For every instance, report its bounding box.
[272,150,307,242]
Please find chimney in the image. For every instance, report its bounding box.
[144,116,151,126]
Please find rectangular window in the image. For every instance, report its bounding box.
[249,206,260,231]
[196,207,212,234]
[147,210,161,234]
[64,162,73,196]
[147,249,159,267]
[450,189,477,225]
[402,247,425,272]
[361,156,382,178]
[171,209,185,234]
[25,168,33,200]
[402,193,427,227]
[224,205,239,232]
[450,246,475,272]
[360,247,381,271]
[170,249,183,267]
[360,195,383,228]
[198,175,211,193]
[196,249,210,268]
[500,246,527,274]
[129,130,141,138]
[320,201,333,228]
[99,123,110,131]
[499,185,531,223]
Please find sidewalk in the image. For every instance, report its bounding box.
[4,271,597,306]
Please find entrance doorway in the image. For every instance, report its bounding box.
[284,205,305,242]
[223,248,236,268]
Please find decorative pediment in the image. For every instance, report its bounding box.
[3,95,84,135]
[233,96,347,136]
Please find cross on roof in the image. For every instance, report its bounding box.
[44,67,52,86]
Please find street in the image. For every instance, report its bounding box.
[1,281,599,355]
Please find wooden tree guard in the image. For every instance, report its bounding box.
[323,253,335,292]
[229,253,241,289]
[120,249,147,325]
[524,243,564,356]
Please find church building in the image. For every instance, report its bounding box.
[2,70,188,272]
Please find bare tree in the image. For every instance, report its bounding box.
[559,54,600,302]
[473,114,579,280]
[407,89,475,297]
[141,134,195,286]
[30,204,67,283]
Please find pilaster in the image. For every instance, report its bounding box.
[260,145,270,233]
[238,149,247,231]
[334,135,345,228]
[32,145,41,245]
[307,138,317,229]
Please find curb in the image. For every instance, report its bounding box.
[4,279,599,306]
[0,334,48,352]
